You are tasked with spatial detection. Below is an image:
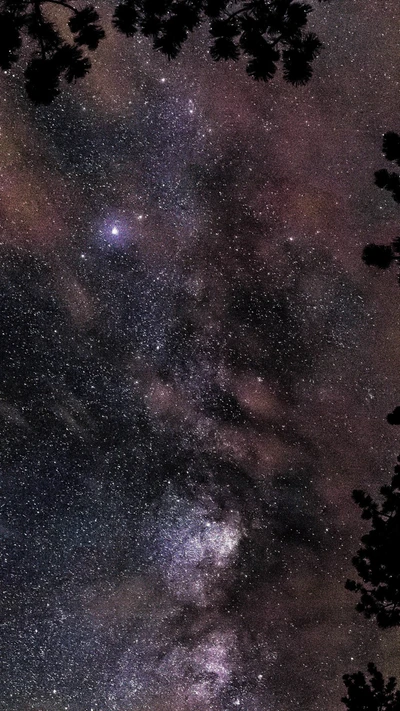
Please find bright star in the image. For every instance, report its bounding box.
[111,226,119,236]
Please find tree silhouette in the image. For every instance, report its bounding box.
[362,133,400,276]
[341,461,400,711]
[387,407,400,425]
[373,131,400,203]
[113,0,322,82]
[0,1,105,103]
[345,130,400,711]
[362,244,397,270]
[342,664,400,711]
[1,0,323,103]
[345,463,400,627]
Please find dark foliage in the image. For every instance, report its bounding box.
[362,134,400,275]
[349,133,400,711]
[68,6,105,49]
[342,664,400,711]
[0,0,103,103]
[1,0,323,103]
[0,11,23,70]
[387,407,400,425]
[345,463,400,627]
[383,132,400,167]
[362,244,395,270]
[373,132,400,202]
[374,169,400,203]
[114,0,323,84]
[282,31,320,84]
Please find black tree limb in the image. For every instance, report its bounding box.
[0,0,324,102]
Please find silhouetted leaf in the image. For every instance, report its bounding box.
[210,18,239,38]
[383,132,400,166]
[210,36,240,60]
[282,33,321,85]
[56,44,91,82]
[113,0,138,35]
[206,0,228,17]
[387,407,400,425]
[69,7,105,49]
[284,2,312,35]
[1,0,324,101]
[246,42,280,81]
[25,56,61,104]
[347,464,400,627]
[362,244,395,270]
[342,664,400,711]
[0,11,22,70]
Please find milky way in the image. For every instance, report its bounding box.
[2,1,400,710]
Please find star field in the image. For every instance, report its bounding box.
[2,1,400,710]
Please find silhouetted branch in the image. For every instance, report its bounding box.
[387,407,400,425]
[224,3,254,20]
[34,0,47,59]
[0,0,325,102]
[346,460,400,627]
[42,0,78,14]
[342,664,400,711]
[362,244,399,270]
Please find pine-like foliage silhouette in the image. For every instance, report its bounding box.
[362,133,400,276]
[387,407,400,425]
[342,664,400,711]
[362,243,398,270]
[1,0,323,103]
[0,0,105,103]
[374,132,400,203]
[348,131,400,711]
[113,0,322,84]
[345,463,400,627]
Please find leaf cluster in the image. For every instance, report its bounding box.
[342,472,400,709]
[387,406,400,426]
[1,0,324,102]
[342,664,400,711]
[362,135,400,276]
[374,132,400,203]
[0,0,104,103]
[347,133,400,711]
[112,0,322,84]
[345,464,400,627]
[362,243,397,270]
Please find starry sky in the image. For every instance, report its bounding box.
[2,1,400,710]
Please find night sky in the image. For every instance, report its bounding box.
[2,1,400,710]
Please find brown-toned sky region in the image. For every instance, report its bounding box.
[2,1,400,710]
